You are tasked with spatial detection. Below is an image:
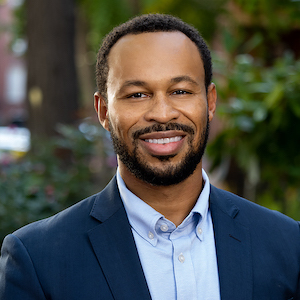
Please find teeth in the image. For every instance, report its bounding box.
[145,136,182,144]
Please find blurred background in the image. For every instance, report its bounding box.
[0,0,300,243]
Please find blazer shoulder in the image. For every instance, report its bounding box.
[210,184,299,230]
[13,192,99,243]
[11,176,120,247]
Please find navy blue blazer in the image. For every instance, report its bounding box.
[0,176,300,299]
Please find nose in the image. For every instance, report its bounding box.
[144,93,180,124]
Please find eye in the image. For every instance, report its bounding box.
[127,92,148,99]
[172,90,192,95]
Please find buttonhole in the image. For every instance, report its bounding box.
[229,234,241,242]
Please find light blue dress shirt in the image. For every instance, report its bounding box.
[117,169,220,300]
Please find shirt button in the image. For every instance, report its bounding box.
[178,253,185,263]
[160,224,168,232]
[148,231,154,239]
[197,227,203,235]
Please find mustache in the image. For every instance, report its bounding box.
[132,123,195,140]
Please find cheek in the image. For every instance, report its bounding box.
[109,107,139,141]
[179,101,208,128]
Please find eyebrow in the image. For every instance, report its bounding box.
[122,80,147,89]
[170,75,198,86]
[117,80,147,95]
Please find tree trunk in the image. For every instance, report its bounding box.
[26,0,78,138]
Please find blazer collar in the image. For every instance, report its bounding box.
[210,185,253,300]
[88,177,152,300]
[89,176,123,222]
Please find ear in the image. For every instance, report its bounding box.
[94,92,110,131]
[207,83,217,122]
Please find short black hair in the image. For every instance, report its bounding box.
[96,14,212,101]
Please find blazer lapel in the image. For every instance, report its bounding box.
[210,185,253,300]
[88,177,151,300]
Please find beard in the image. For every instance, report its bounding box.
[109,117,210,186]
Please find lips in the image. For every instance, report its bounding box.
[138,130,186,156]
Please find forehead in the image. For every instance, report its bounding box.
[107,31,204,83]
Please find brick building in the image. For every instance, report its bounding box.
[0,0,27,127]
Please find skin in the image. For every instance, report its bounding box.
[94,31,217,226]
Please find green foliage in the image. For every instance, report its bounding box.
[12,1,26,40]
[77,0,226,52]
[221,0,300,61]
[0,120,115,244]
[77,0,135,51]
[208,52,300,218]
[233,0,300,31]
[143,0,227,41]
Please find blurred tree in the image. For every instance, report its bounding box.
[77,0,135,53]
[206,0,300,219]
[26,0,79,138]
[0,121,115,245]
[209,51,300,218]
[208,53,300,218]
[221,0,300,61]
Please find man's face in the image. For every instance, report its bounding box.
[95,31,216,186]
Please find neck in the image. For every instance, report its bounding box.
[118,163,204,227]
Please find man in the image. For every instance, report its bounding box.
[0,14,299,300]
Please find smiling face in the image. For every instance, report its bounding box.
[95,31,217,186]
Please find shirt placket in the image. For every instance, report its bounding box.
[170,233,197,300]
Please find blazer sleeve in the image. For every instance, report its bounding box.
[0,234,46,300]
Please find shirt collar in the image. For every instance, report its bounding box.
[116,168,210,245]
